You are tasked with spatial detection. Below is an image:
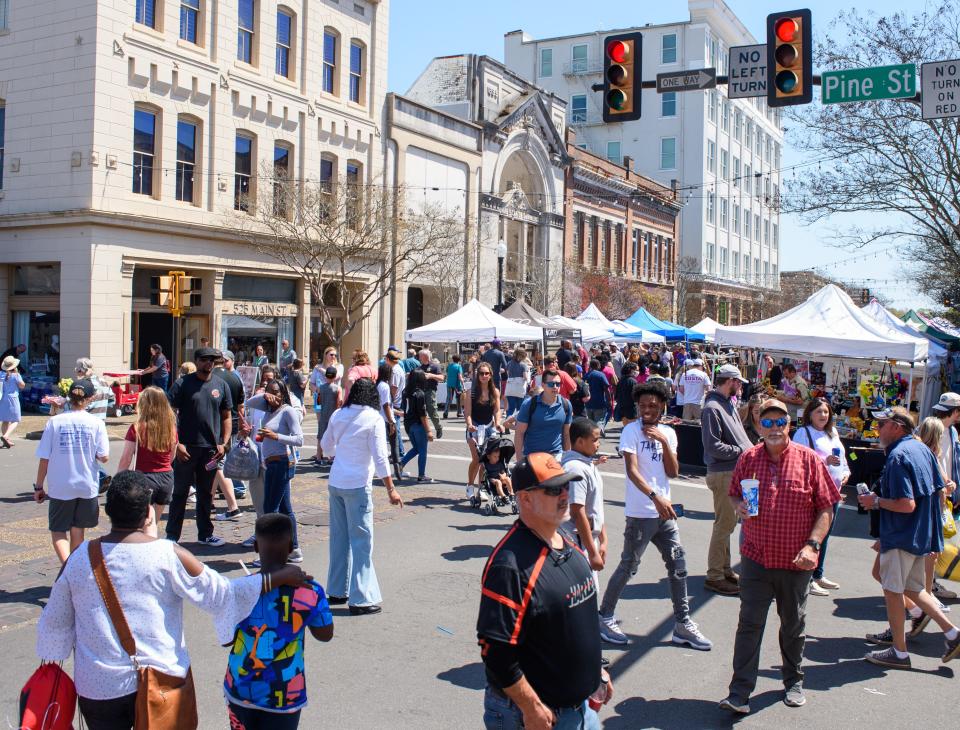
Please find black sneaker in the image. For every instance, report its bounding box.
[866,627,895,645]
[943,632,960,663]
[865,646,911,669]
[214,509,242,521]
[907,612,931,638]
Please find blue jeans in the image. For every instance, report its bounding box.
[327,485,381,606]
[393,413,406,460]
[263,461,298,548]
[400,422,428,477]
[482,687,599,730]
[586,407,608,430]
[153,373,169,392]
[813,502,841,580]
[506,396,524,418]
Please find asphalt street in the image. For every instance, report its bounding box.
[0,414,956,728]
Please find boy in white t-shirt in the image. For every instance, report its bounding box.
[679,360,711,420]
[598,380,712,651]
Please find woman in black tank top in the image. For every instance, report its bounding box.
[464,361,502,500]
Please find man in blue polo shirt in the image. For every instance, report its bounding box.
[859,407,960,670]
[513,368,572,459]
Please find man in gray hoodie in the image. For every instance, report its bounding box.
[701,364,753,596]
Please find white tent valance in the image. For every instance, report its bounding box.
[405,299,543,342]
[715,285,929,363]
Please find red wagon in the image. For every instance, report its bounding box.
[104,371,143,417]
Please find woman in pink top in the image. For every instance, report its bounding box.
[341,349,377,401]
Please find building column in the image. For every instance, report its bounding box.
[119,262,135,365]
[212,270,225,349]
[0,266,9,348]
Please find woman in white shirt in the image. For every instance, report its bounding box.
[794,397,850,596]
[36,470,308,730]
[320,378,403,615]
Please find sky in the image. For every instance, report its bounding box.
[387,0,934,310]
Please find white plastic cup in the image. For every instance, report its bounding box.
[740,478,760,517]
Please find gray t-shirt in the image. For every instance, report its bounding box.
[560,450,604,537]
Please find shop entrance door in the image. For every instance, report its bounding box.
[135,313,174,386]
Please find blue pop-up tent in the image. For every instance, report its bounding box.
[624,306,706,341]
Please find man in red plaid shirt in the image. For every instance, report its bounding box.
[719,398,840,715]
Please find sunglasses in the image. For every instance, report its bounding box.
[532,484,570,496]
[543,381,561,388]
[760,416,789,428]
[479,372,491,377]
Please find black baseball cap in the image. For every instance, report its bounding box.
[512,453,582,492]
[69,379,96,398]
[325,366,338,378]
[194,347,221,360]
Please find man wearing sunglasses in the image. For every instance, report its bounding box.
[719,399,839,715]
[514,369,572,461]
[165,347,234,547]
[477,453,610,730]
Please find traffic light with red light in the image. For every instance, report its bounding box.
[767,9,812,107]
[602,32,643,122]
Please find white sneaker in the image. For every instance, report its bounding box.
[816,576,840,590]
[288,548,304,563]
[466,485,475,499]
[198,535,225,547]
[809,581,830,597]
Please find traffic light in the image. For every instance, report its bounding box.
[149,276,176,308]
[602,32,643,122]
[149,272,200,315]
[767,9,812,107]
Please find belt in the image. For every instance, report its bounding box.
[487,685,581,712]
[264,455,289,464]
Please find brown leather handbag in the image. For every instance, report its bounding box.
[88,540,199,730]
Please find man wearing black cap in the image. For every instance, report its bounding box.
[166,347,233,546]
[477,453,611,729]
[482,338,508,393]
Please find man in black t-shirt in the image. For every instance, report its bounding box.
[166,347,233,546]
[482,339,509,391]
[213,350,248,508]
[418,348,444,439]
[477,453,611,728]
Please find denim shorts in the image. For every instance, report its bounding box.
[467,423,496,448]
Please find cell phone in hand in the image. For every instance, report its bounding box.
[205,457,220,471]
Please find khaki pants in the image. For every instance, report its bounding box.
[682,403,702,421]
[706,470,739,582]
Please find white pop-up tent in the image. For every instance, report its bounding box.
[404,298,542,342]
[576,304,665,343]
[690,317,719,341]
[715,285,929,363]
[549,315,614,344]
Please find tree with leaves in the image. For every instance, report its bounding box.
[227,169,466,346]
[785,2,960,301]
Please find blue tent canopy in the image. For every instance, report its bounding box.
[624,307,706,341]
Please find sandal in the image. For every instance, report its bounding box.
[1,436,11,448]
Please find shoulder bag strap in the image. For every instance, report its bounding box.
[88,540,138,663]
[804,426,814,448]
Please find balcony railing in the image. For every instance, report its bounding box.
[563,60,603,76]
[569,110,604,127]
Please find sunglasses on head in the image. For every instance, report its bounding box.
[543,381,561,388]
[760,416,789,428]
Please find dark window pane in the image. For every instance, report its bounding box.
[350,43,362,73]
[277,11,291,45]
[235,136,252,175]
[133,110,156,154]
[222,274,296,303]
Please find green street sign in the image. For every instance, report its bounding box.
[821,63,916,104]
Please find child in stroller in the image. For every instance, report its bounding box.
[474,436,517,515]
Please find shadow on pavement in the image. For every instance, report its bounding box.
[831,595,885,621]
[602,693,781,728]
[437,661,486,690]
[442,544,493,562]
[0,584,50,608]
[0,491,37,504]
[451,523,511,532]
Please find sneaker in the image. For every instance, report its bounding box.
[783,683,806,708]
[241,535,256,548]
[865,627,895,645]
[249,558,261,569]
[809,581,830,597]
[288,548,304,564]
[907,612,931,638]
[719,697,750,715]
[704,578,740,596]
[672,619,713,651]
[233,489,247,500]
[865,646,911,669]
[187,487,197,504]
[942,632,960,662]
[214,509,242,521]
[815,576,840,590]
[197,535,226,547]
[934,581,959,600]
[599,614,628,645]
[935,598,951,614]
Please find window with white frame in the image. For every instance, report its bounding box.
[721,100,729,131]
[745,120,753,148]
[137,0,157,28]
[764,176,772,200]
[708,91,717,123]
[755,130,763,155]
[570,95,587,123]
[720,247,728,277]
[175,117,198,203]
[319,153,336,219]
[234,133,255,211]
[661,92,677,117]
[661,33,677,64]
[743,209,751,239]
[763,260,770,286]
[707,140,716,173]
[276,9,293,78]
[720,198,728,229]
[773,223,779,250]
[764,219,770,246]
[732,251,740,279]
[0,101,5,190]
[754,214,761,241]
[273,143,291,216]
[733,108,742,141]
[744,163,752,194]
[349,41,364,104]
[773,263,778,282]
[323,30,338,94]
[720,149,729,179]
[540,48,553,77]
[180,0,200,43]
[706,243,715,274]
[238,0,255,64]
[774,142,782,169]
[631,229,640,276]
[733,157,740,187]
[772,182,779,207]
[706,191,715,223]
[732,203,740,234]
[0,0,8,30]
[606,141,621,165]
[346,161,362,229]
[132,107,157,196]
[754,257,761,283]
[571,44,588,73]
[660,137,676,169]
[744,255,751,281]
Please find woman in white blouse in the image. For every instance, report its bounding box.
[36,470,308,729]
[794,397,850,597]
[320,378,403,615]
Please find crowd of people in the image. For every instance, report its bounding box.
[17,334,960,728]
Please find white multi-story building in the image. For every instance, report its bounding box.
[504,0,783,324]
[0,0,388,380]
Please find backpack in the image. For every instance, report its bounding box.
[525,392,571,424]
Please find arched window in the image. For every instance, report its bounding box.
[175,115,202,204]
[349,40,366,105]
[276,7,296,79]
[235,131,257,211]
[273,141,293,217]
[133,104,162,198]
[322,28,340,95]
[319,153,337,220]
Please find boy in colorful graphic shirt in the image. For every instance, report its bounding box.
[225,514,334,729]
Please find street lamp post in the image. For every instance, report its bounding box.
[497,239,507,309]
[757,292,765,321]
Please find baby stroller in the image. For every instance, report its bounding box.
[473,435,518,516]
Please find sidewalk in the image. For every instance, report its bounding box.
[17,411,135,441]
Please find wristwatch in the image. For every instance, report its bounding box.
[805,538,821,552]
